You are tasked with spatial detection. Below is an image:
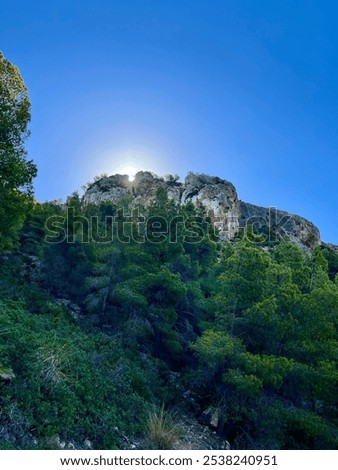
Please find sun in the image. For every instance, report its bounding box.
[118,165,138,182]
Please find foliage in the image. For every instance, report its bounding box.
[0,299,160,449]
[0,186,335,450]
[0,52,37,249]
[191,241,338,449]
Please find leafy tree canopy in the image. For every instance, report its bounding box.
[0,51,37,249]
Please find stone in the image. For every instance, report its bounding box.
[55,299,82,319]
[199,407,220,429]
[83,171,321,250]
[181,173,239,240]
[239,201,320,250]
[84,438,92,449]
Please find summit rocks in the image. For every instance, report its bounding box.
[83,171,320,250]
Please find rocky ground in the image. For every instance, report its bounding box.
[126,410,229,451]
[173,413,229,450]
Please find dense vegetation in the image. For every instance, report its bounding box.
[0,53,337,450]
[0,51,37,250]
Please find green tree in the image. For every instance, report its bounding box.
[0,52,37,249]
[191,241,338,449]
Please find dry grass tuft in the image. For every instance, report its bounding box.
[147,405,182,450]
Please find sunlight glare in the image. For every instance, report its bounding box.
[119,165,138,182]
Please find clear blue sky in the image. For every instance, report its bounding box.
[1,0,338,242]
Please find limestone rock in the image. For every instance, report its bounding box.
[181,173,240,240]
[83,171,321,249]
[239,201,320,249]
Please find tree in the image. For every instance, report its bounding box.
[0,52,37,249]
[85,246,120,327]
[191,241,338,449]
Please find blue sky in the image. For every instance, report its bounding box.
[1,0,338,242]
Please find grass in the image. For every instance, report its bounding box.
[147,405,182,450]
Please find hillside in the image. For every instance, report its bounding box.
[0,182,337,449]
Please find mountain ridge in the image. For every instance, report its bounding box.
[83,171,320,250]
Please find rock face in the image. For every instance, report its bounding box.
[181,173,240,240]
[83,171,320,249]
[239,202,320,250]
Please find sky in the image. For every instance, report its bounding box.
[1,0,338,242]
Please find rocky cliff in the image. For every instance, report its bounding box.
[83,171,320,249]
